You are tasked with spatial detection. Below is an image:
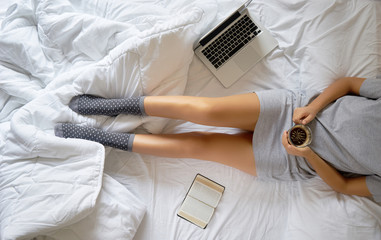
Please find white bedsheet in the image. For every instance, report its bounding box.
[0,0,380,239]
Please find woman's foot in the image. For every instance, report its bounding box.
[54,123,135,151]
[69,95,146,116]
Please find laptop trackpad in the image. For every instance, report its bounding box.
[233,46,260,72]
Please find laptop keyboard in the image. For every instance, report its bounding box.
[201,15,261,69]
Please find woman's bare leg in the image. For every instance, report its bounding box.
[144,93,260,131]
[132,131,256,176]
[55,123,257,175]
[135,93,259,175]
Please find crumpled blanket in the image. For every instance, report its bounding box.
[0,0,217,239]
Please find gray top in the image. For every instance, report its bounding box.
[253,78,381,202]
[309,77,381,202]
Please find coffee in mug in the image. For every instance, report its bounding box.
[288,124,312,148]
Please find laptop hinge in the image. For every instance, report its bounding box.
[199,11,241,46]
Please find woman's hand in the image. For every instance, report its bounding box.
[282,132,371,197]
[292,105,318,125]
[281,131,312,158]
[292,77,366,125]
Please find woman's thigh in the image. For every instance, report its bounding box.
[144,93,260,131]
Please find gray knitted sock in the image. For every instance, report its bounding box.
[54,123,135,151]
[69,95,146,116]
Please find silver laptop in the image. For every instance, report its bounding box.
[194,0,278,88]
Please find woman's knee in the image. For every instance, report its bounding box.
[195,94,260,130]
[193,98,226,123]
[181,132,217,158]
[184,132,240,158]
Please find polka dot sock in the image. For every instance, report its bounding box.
[54,123,135,151]
[69,95,146,116]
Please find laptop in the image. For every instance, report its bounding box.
[194,0,278,88]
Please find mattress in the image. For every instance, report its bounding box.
[0,0,380,239]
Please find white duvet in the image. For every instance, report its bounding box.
[0,0,215,239]
[1,0,381,239]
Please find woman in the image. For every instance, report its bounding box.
[55,77,381,202]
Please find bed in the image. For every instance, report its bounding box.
[0,0,380,239]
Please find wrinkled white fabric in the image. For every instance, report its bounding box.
[1,0,381,239]
[0,0,214,239]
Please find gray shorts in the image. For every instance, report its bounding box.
[252,89,319,181]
